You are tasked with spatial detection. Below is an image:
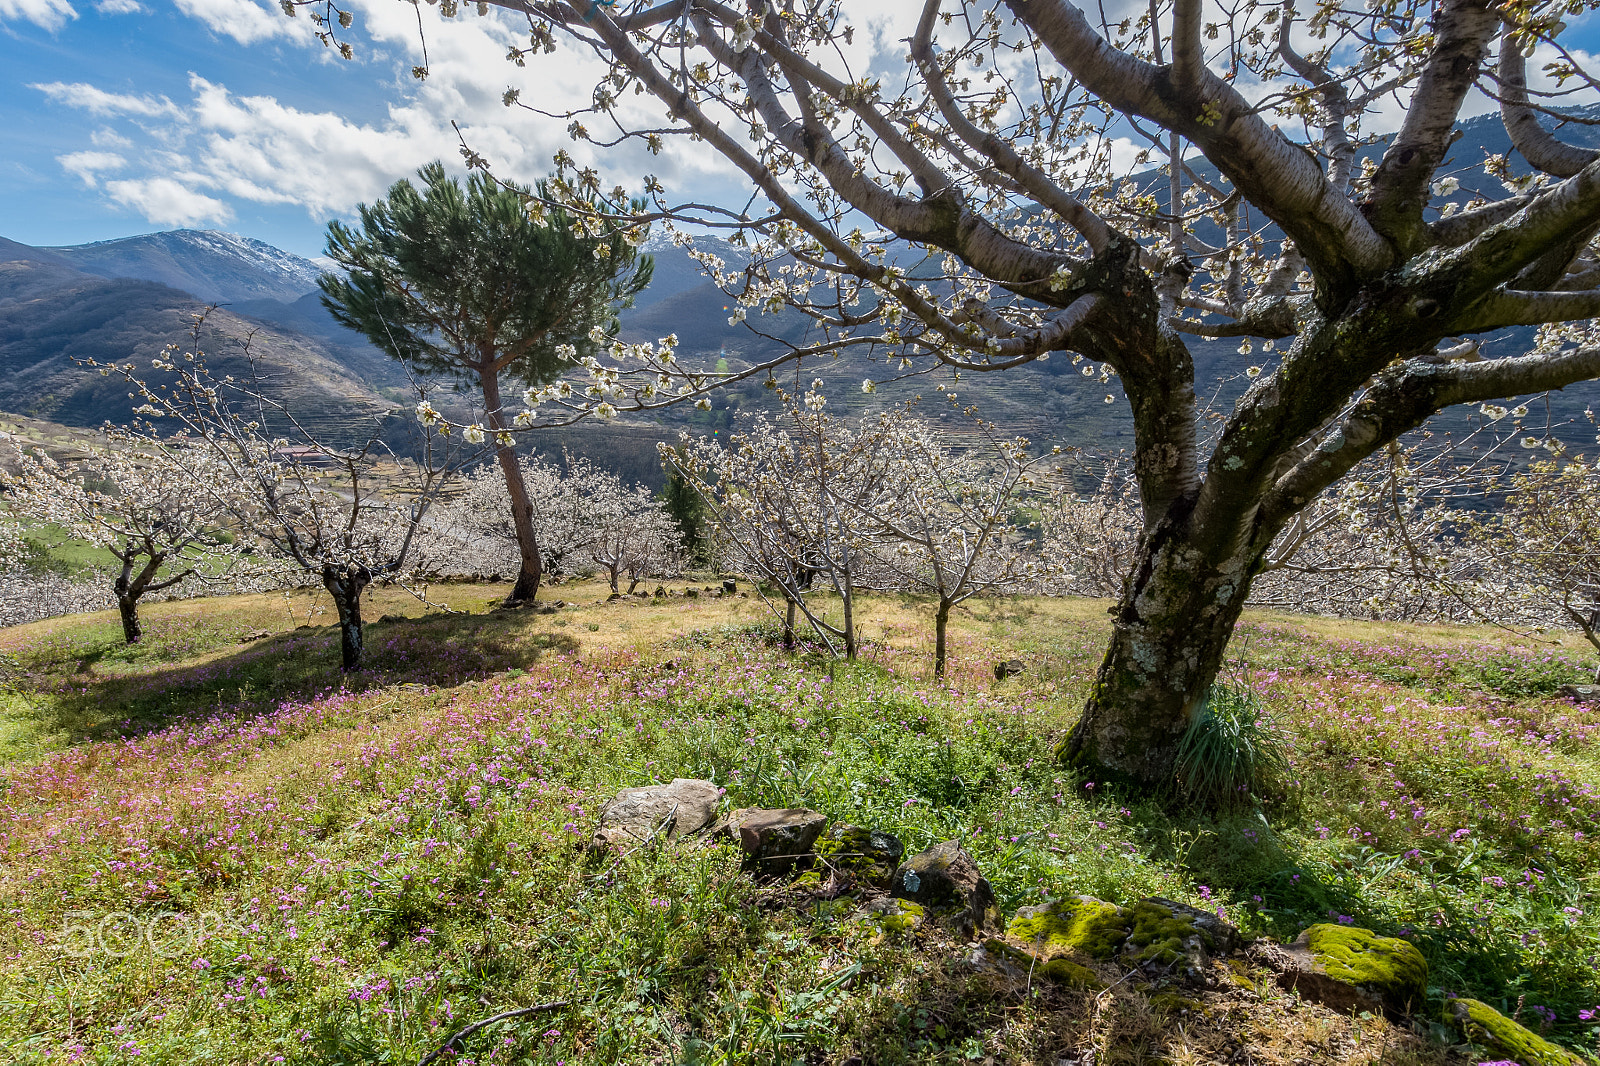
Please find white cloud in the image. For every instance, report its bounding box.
[35,0,753,231]
[59,150,126,187]
[104,177,233,226]
[90,127,134,148]
[170,0,307,45]
[0,0,76,31]
[31,81,181,119]
[95,0,144,13]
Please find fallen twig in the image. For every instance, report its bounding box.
[417,1000,570,1065]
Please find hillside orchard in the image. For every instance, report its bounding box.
[294,0,1600,793]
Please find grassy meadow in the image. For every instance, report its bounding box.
[0,580,1597,1065]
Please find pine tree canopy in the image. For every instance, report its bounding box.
[319,161,653,387]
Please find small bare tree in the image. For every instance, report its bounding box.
[590,486,683,594]
[1469,455,1600,679]
[6,438,244,643]
[857,412,1043,675]
[667,387,885,657]
[93,314,470,671]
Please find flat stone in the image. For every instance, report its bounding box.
[713,807,828,874]
[1274,924,1426,1017]
[892,840,1000,935]
[1557,683,1600,704]
[592,778,720,849]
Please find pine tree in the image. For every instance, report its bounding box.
[320,162,652,602]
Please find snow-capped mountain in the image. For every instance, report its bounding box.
[45,229,329,305]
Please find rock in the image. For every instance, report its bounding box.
[994,659,1024,679]
[1275,924,1426,1016]
[239,630,271,642]
[1445,998,1586,1066]
[968,937,1105,989]
[722,579,738,594]
[1557,683,1600,704]
[685,588,699,598]
[892,840,1001,934]
[713,807,828,874]
[1005,895,1238,980]
[858,896,925,937]
[592,778,721,849]
[606,592,622,601]
[654,586,666,598]
[811,824,904,888]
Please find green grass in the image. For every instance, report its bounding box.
[0,589,1596,1065]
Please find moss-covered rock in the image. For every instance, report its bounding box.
[858,897,925,938]
[967,937,1105,989]
[1007,896,1128,959]
[1004,895,1237,981]
[813,823,903,888]
[1277,924,1426,1017]
[892,840,1000,934]
[1446,998,1587,1066]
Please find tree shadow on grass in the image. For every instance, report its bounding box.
[27,610,580,745]
[1129,805,1551,1031]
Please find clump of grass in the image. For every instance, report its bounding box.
[1174,682,1289,809]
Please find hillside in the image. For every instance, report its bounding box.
[0,255,394,445]
[0,586,1596,1063]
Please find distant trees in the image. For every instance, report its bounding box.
[320,162,652,604]
[1469,457,1600,680]
[434,453,682,591]
[94,314,468,671]
[5,437,243,643]
[669,398,1039,672]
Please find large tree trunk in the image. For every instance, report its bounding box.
[112,550,166,645]
[323,566,372,671]
[1058,520,1260,787]
[117,594,143,645]
[478,370,543,603]
[933,599,951,677]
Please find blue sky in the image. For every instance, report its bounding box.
[0,0,736,258]
[3,1,1600,261]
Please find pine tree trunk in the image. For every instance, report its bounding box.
[323,567,372,671]
[1058,527,1258,788]
[478,370,543,603]
[934,600,951,677]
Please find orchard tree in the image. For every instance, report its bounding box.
[293,0,1600,792]
[320,162,652,604]
[668,390,886,656]
[858,412,1043,676]
[94,316,469,671]
[6,438,243,643]
[590,486,683,594]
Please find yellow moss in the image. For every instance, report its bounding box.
[1449,998,1586,1066]
[1123,901,1204,965]
[979,938,1105,989]
[1006,896,1128,959]
[1302,925,1426,1010]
